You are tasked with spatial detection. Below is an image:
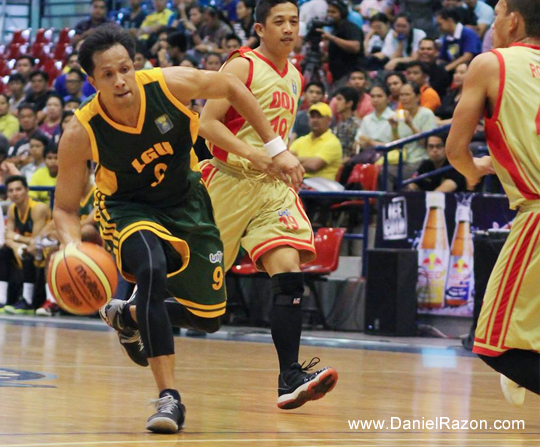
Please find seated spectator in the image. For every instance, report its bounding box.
[72,0,111,46]
[139,0,174,40]
[133,43,151,71]
[224,34,242,56]
[385,71,405,110]
[405,61,441,112]
[7,74,26,115]
[417,38,451,100]
[233,0,258,47]
[290,81,325,143]
[0,175,50,314]
[354,84,394,162]
[39,94,64,138]
[20,133,47,182]
[13,55,35,90]
[64,98,82,111]
[0,94,20,140]
[436,62,468,124]
[407,135,466,192]
[442,0,477,27]
[382,13,426,71]
[332,86,361,160]
[62,69,87,103]
[120,0,147,35]
[52,110,75,144]
[330,69,374,120]
[364,13,391,70]
[29,144,58,205]
[463,0,494,38]
[203,52,223,71]
[25,71,52,119]
[385,81,437,188]
[53,53,95,100]
[185,5,205,49]
[290,103,343,181]
[196,7,233,55]
[436,8,481,72]
[166,31,189,66]
[9,104,43,167]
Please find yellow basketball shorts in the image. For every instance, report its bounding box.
[200,159,316,272]
[473,205,540,356]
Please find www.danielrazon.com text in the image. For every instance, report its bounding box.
[348,418,525,430]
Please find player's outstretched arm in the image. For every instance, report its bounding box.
[446,52,497,188]
[53,117,92,246]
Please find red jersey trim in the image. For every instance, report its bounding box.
[488,214,538,347]
[510,42,540,50]
[485,120,540,200]
[487,49,505,122]
[253,50,289,78]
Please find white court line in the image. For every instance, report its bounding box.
[0,438,538,447]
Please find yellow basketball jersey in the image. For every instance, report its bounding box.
[207,47,303,170]
[485,44,540,209]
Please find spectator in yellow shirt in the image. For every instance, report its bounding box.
[29,144,58,206]
[290,103,343,181]
[0,94,19,140]
[138,0,174,40]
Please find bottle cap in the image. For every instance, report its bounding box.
[426,192,445,209]
[456,205,470,222]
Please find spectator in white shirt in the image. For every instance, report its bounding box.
[382,12,426,71]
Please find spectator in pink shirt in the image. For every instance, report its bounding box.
[330,69,374,122]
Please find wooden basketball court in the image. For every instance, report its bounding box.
[0,315,538,446]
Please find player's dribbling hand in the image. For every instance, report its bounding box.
[466,156,495,190]
[247,150,281,179]
[273,151,305,190]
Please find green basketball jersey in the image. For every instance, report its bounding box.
[75,68,201,207]
[11,198,38,237]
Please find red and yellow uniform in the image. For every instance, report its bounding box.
[201,47,316,271]
[473,43,540,356]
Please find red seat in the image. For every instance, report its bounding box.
[41,59,63,85]
[34,28,54,45]
[10,29,30,45]
[230,253,258,276]
[6,43,22,60]
[31,42,52,62]
[57,28,73,45]
[52,42,71,61]
[301,227,346,328]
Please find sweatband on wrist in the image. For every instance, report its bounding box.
[264,136,287,158]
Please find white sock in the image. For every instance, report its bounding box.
[0,281,8,306]
[46,284,57,304]
[22,283,34,306]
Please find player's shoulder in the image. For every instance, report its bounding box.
[467,51,500,77]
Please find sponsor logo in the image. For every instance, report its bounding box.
[292,80,297,95]
[382,197,407,240]
[209,250,224,264]
[155,114,174,134]
[277,208,291,217]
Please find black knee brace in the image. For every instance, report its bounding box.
[271,272,304,307]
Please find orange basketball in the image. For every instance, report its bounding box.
[47,242,118,315]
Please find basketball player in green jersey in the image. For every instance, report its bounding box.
[200,0,339,410]
[53,24,290,433]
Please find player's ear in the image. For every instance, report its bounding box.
[87,75,96,89]
[508,11,519,34]
[254,22,264,38]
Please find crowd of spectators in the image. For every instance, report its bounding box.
[0,0,498,314]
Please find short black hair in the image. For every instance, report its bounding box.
[29,132,51,152]
[406,60,430,76]
[44,143,58,157]
[46,93,65,107]
[135,41,148,58]
[370,83,390,96]
[225,33,242,45]
[167,31,187,52]
[65,97,82,108]
[437,7,462,23]
[6,175,28,189]
[507,0,540,38]
[404,81,421,95]
[61,110,75,125]
[427,133,447,145]
[67,68,85,81]
[305,81,325,95]
[78,24,136,76]
[29,69,49,82]
[384,71,406,85]
[369,12,389,24]
[419,37,437,47]
[91,0,107,6]
[16,55,35,66]
[326,0,348,19]
[255,0,298,24]
[18,102,37,115]
[8,73,25,84]
[335,86,360,110]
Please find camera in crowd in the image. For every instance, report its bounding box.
[305,18,335,49]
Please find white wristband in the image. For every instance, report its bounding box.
[14,234,20,242]
[264,136,287,158]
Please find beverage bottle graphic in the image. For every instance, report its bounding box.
[417,192,449,309]
[445,204,474,307]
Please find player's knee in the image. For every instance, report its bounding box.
[272,272,304,307]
